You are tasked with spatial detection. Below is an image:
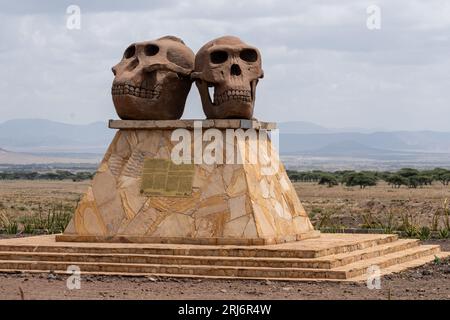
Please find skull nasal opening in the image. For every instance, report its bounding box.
[230,64,242,76]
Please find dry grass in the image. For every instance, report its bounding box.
[294,181,450,232]
[0,179,450,235]
[0,180,89,233]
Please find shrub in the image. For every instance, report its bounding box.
[0,211,19,235]
[318,174,339,187]
[342,172,377,189]
[419,226,431,240]
[438,228,449,239]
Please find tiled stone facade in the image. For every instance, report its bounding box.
[59,121,318,245]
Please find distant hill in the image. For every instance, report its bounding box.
[278,121,331,134]
[306,140,396,156]
[1,119,450,166]
[0,119,114,152]
[278,131,450,155]
[0,147,100,165]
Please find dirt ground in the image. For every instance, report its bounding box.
[0,242,448,300]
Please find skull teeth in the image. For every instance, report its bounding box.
[111,84,160,100]
[213,89,252,105]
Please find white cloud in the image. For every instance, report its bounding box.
[0,0,449,130]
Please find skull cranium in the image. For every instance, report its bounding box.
[111,36,195,120]
[192,36,264,119]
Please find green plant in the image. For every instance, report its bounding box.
[399,210,420,238]
[442,198,450,231]
[361,211,381,229]
[431,205,441,232]
[19,216,35,234]
[0,211,19,234]
[433,255,442,265]
[381,208,397,233]
[316,209,335,229]
[318,174,339,188]
[419,226,431,240]
[438,228,449,239]
[17,203,73,234]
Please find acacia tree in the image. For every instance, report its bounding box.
[343,172,377,189]
[385,175,407,188]
[318,174,339,187]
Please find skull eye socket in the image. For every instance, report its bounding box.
[123,45,136,59]
[210,50,228,64]
[240,49,258,63]
[145,44,159,56]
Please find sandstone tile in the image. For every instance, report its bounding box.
[92,169,118,207]
[228,195,246,220]
[107,154,126,177]
[226,169,247,197]
[96,196,127,235]
[194,211,229,238]
[118,176,146,219]
[63,219,76,234]
[82,207,106,235]
[136,130,161,155]
[223,215,249,237]
[222,164,236,187]
[194,196,228,218]
[192,167,209,189]
[243,217,258,238]
[112,131,132,158]
[292,216,313,234]
[118,207,159,235]
[152,213,194,238]
[200,169,225,200]
[252,202,276,238]
[156,145,171,159]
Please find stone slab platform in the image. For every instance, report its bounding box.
[108,119,277,130]
[0,234,447,282]
[56,230,320,246]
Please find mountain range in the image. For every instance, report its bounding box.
[1,119,450,167]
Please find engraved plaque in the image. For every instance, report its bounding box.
[141,159,195,197]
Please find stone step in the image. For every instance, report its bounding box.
[0,234,398,259]
[0,244,439,280]
[335,245,441,279]
[348,251,450,282]
[0,239,418,270]
[0,259,347,279]
[324,239,419,268]
[1,252,447,282]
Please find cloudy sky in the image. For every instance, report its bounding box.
[0,0,449,131]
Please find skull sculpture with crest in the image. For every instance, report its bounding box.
[192,36,264,119]
[111,36,195,120]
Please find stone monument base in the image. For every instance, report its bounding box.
[57,119,318,245]
[0,233,447,281]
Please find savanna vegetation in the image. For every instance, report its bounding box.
[0,170,93,181]
[287,167,450,189]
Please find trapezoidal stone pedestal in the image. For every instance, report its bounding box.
[56,119,319,245]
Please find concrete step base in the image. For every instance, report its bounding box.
[0,234,447,281]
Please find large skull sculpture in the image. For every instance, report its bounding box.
[111,36,195,120]
[192,36,264,119]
